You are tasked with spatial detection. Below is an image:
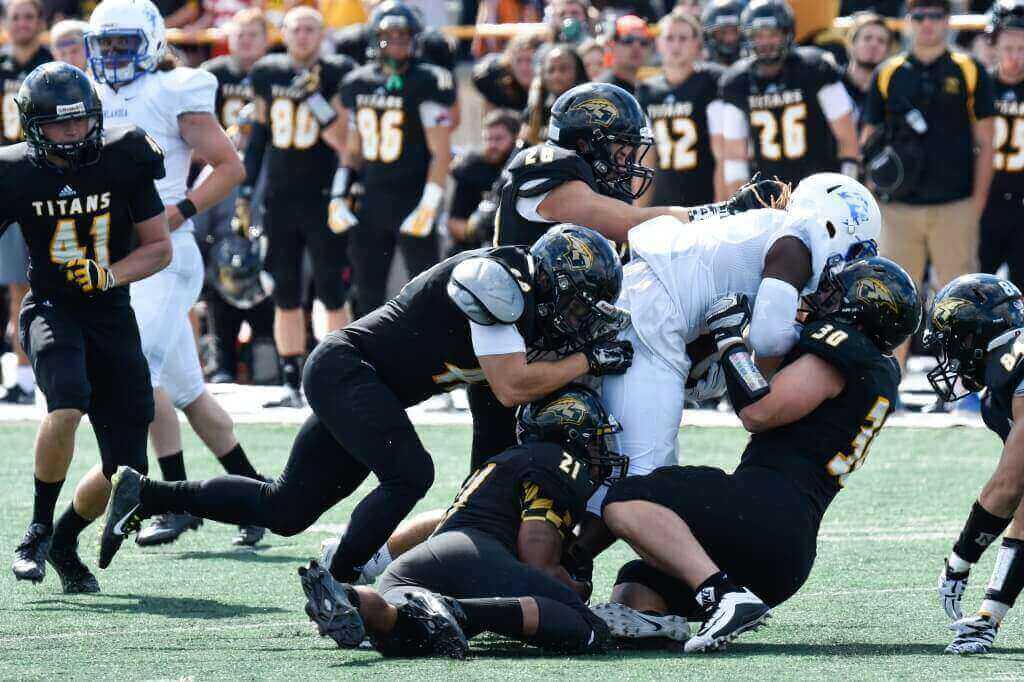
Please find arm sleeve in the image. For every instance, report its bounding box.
[818,81,854,122]
[749,277,801,357]
[168,68,217,118]
[721,102,749,141]
[470,321,527,356]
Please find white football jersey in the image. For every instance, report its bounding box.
[622,208,829,373]
[96,67,217,233]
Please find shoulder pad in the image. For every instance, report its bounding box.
[798,320,882,375]
[104,125,166,180]
[415,63,457,101]
[511,146,595,196]
[447,257,526,325]
[472,53,500,80]
[322,54,356,78]
[984,330,1024,392]
[160,67,217,97]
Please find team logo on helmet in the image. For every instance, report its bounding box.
[855,277,899,315]
[542,396,587,426]
[836,187,871,233]
[932,297,973,331]
[563,234,594,270]
[571,98,620,127]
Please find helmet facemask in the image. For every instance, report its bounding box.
[582,132,654,202]
[534,267,622,356]
[925,328,985,402]
[746,24,791,67]
[85,30,149,85]
[24,110,103,172]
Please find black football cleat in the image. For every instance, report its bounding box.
[1,385,35,405]
[299,560,366,648]
[263,387,304,409]
[47,541,100,594]
[374,591,469,660]
[135,513,203,547]
[99,467,146,568]
[232,524,266,547]
[12,523,51,583]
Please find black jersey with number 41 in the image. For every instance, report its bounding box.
[340,61,457,189]
[638,62,724,207]
[720,47,844,185]
[990,73,1024,197]
[339,245,536,406]
[435,442,595,553]
[739,319,900,518]
[0,125,166,307]
[250,54,354,196]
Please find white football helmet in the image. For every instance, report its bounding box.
[789,172,882,266]
[86,0,167,86]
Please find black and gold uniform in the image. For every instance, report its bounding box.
[0,46,52,146]
[606,320,900,617]
[447,149,506,254]
[200,54,254,131]
[720,47,846,185]
[980,73,1024,290]
[335,23,457,72]
[5,125,165,476]
[247,53,354,311]
[340,59,457,315]
[638,63,724,207]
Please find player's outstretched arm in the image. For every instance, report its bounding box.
[538,181,690,242]
[737,353,844,433]
[479,351,590,408]
[110,211,172,286]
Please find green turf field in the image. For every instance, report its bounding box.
[1,422,1023,680]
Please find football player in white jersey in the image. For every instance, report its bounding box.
[86,0,266,548]
[574,172,884,559]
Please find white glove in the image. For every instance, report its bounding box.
[328,167,358,235]
[399,183,443,237]
[687,361,727,403]
[938,558,970,621]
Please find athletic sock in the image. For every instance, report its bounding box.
[158,451,187,482]
[357,543,393,581]
[17,365,34,392]
[695,570,741,612]
[32,477,64,528]
[981,538,1024,623]
[953,500,1012,563]
[51,504,92,547]
[281,355,303,391]
[456,598,523,638]
[217,443,260,480]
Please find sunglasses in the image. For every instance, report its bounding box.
[618,35,651,47]
[910,9,947,22]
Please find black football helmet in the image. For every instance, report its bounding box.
[924,274,1024,401]
[741,0,795,66]
[367,0,423,64]
[530,224,623,355]
[17,62,103,170]
[516,385,629,486]
[702,0,748,66]
[804,256,922,354]
[547,82,654,202]
[988,0,1024,39]
[208,233,270,310]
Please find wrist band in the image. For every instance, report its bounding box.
[177,198,198,220]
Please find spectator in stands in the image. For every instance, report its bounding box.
[49,19,89,70]
[520,42,587,143]
[189,0,257,31]
[591,0,658,23]
[472,33,536,112]
[595,14,651,95]
[547,0,595,43]
[842,11,895,129]
[861,0,996,369]
[153,0,201,29]
[446,109,520,253]
[472,0,543,56]
[577,37,605,80]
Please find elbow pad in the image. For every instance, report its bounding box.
[243,122,269,188]
[749,278,800,357]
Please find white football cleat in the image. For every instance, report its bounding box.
[591,602,690,642]
[683,588,771,653]
[946,614,998,655]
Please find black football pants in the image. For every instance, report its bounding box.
[139,336,434,580]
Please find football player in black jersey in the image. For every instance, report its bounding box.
[719,0,860,193]
[928,274,1024,654]
[99,226,633,590]
[638,10,726,209]
[334,1,457,73]
[239,6,354,409]
[592,256,921,652]
[702,0,747,67]
[980,2,1024,293]
[201,9,267,135]
[298,387,624,656]
[8,63,171,593]
[495,81,788,248]
[337,0,456,319]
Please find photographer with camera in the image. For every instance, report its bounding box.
[861,0,995,368]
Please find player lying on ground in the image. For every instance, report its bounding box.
[929,274,1024,655]
[97,227,633,582]
[8,63,171,593]
[590,256,922,652]
[300,386,627,659]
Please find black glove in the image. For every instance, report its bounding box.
[562,541,594,602]
[727,174,791,213]
[705,293,751,351]
[586,301,632,343]
[584,339,633,376]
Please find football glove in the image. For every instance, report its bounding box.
[232,190,253,237]
[61,258,115,296]
[728,174,792,213]
[563,540,595,602]
[939,558,970,621]
[328,167,359,234]
[399,183,443,237]
[706,293,751,351]
[584,339,634,376]
[586,301,632,343]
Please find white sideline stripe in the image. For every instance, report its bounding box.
[0,619,311,644]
